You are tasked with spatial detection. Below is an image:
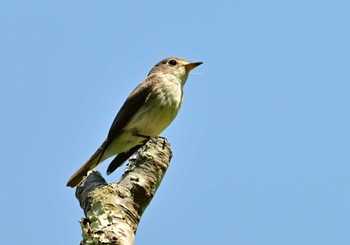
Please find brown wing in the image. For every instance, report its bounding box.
[66,75,158,187]
[97,75,159,163]
[106,75,157,141]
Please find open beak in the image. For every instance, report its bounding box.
[185,62,203,71]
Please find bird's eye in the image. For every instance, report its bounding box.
[168,60,177,66]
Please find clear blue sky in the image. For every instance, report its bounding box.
[1,1,349,244]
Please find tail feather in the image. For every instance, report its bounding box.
[66,147,104,187]
[106,144,143,175]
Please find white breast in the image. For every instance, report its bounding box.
[103,75,184,157]
[131,75,183,135]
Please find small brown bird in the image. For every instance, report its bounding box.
[67,57,202,187]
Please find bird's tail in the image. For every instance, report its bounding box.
[66,143,106,187]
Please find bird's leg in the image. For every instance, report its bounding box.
[135,133,151,140]
[157,136,167,149]
[135,133,152,151]
[135,134,167,150]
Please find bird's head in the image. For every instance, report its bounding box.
[148,57,202,84]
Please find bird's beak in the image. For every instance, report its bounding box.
[185,62,203,71]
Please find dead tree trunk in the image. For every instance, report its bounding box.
[74,137,172,245]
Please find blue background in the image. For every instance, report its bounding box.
[1,1,349,244]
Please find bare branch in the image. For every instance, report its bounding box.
[74,137,172,245]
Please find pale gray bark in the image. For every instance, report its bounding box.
[74,137,172,245]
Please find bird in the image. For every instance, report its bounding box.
[66,57,202,187]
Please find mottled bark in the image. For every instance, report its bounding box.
[74,137,172,245]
